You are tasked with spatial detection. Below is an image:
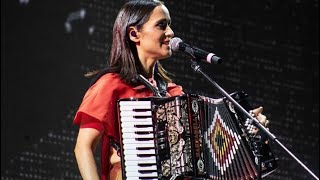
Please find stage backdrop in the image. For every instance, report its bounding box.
[2,0,318,179]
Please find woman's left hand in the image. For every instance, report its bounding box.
[250,106,270,135]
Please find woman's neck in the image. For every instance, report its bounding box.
[142,66,154,79]
[139,58,157,79]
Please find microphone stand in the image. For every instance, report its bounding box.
[189,59,319,180]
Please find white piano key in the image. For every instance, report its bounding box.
[125,165,157,172]
[123,149,156,155]
[120,111,152,117]
[124,159,156,166]
[122,139,154,144]
[120,105,151,111]
[122,133,154,139]
[123,178,157,180]
[125,171,158,177]
[121,121,153,127]
[124,155,156,161]
[120,117,153,122]
[119,101,151,107]
[123,143,155,149]
[122,178,140,180]
[121,127,153,133]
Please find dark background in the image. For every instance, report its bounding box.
[1,0,318,179]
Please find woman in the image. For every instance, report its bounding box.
[74,1,182,179]
[73,0,269,179]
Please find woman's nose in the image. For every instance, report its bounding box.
[166,26,174,38]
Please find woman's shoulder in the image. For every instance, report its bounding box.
[86,73,127,95]
[92,73,123,87]
[98,72,121,82]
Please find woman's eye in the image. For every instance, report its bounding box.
[158,22,168,30]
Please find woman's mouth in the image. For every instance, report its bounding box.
[163,40,170,46]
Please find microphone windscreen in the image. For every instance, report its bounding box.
[170,37,182,51]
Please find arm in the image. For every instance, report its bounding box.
[74,128,102,180]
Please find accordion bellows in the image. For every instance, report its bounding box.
[117,92,278,180]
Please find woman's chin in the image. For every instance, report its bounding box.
[164,50,173,58]
[156,50,172,60]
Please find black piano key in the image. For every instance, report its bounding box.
[135,138,154,141]
[133,108,151,112]
[136,147,155,150]
[139,177,158,180]
[135,131,154,135]
[137,154,156,157]
[138,170,158,173]
[138,163,157,167]
[134,125,153,128]
[133,116,152,119]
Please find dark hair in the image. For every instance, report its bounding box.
[106,0,172,84]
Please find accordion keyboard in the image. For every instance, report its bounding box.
[119,100,159,179]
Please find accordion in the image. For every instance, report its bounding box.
[117,91,278,179]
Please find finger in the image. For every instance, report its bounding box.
[265,120,270,127]
[251,106,263,117]
[257,113,267,125]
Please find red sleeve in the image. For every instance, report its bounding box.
[167,82,184,96]
[73,74,119,133]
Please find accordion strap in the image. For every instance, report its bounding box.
[154,72,168,97]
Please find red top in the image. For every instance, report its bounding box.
[73,73,184,180]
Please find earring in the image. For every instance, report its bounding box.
[131,31,137,37]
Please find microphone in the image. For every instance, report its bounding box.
[170,37,222,64]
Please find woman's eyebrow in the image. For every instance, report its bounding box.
[156,18,171,24]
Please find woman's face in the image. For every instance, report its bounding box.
[136,5,174,61]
